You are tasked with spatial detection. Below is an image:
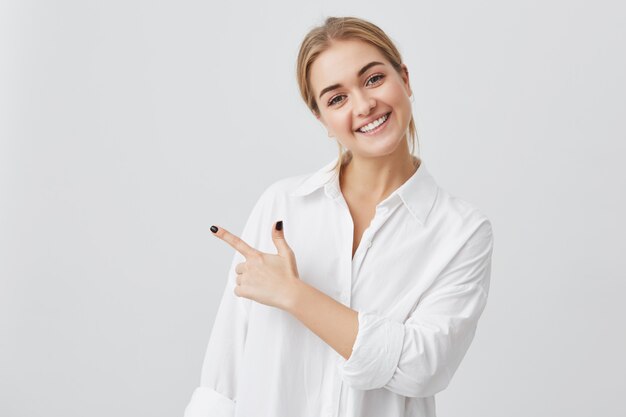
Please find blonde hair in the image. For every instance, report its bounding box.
[296,16,420,175]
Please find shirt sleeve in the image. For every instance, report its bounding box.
[338,217,494,398]
[184,187,273,416]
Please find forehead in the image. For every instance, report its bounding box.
[309,39,388,93]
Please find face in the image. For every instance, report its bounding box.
[309,39,413,159]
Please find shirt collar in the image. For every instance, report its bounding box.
[288,156,439,225]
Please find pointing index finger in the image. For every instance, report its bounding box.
[210,225,258,259]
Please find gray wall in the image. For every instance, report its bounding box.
[1,1,624,416]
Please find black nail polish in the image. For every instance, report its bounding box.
[210,225,218,233]
[275,220,283,231]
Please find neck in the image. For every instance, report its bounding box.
[339,148,420,203]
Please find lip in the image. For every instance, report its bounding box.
[354,111,392,132]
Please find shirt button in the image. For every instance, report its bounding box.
[367,240,372,248]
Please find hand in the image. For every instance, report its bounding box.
[209,220,302,311]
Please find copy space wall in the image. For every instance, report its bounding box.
[1,1,624,416]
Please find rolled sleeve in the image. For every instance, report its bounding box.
[387,282,489,398]
[184,387,235,417]
[339,310,405,389]
[339,218,494,398]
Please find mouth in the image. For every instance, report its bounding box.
[355,111,392,135]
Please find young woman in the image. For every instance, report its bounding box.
[185,16,494,417]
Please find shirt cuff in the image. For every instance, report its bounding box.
[183,386,235,417]
[337,310,405,390]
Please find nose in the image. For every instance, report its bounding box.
[353,91,376,117]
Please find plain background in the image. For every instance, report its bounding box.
[1,0,625,416]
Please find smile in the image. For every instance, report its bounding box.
[356,112,391,135]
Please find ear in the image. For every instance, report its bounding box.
[313,110,326,127]
[314,111,334,138]
[400,64,412,96]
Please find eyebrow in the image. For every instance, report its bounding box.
[318,61,385,100]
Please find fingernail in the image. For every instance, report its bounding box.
[210,225,218,233]
[275,220,283,231]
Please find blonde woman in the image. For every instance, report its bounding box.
[185,16,494,417]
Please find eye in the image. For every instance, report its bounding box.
[328,94,345,107]
[366,73,385,86]
[327,74,385,107]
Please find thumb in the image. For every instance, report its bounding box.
[272,220,292,256]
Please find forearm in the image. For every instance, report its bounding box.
[285,280,359,360]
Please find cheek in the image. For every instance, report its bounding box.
[387,83,408,103]
[327,111,353,131]
[386,86,411,115]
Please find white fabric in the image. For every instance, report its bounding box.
[184,387,235,417]
[184,156,494,417]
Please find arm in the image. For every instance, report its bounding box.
[286,281,359,360]
[287,217,494,398]
[184,189,272,417]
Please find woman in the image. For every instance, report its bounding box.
[185,16,494,417]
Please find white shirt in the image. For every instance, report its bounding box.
[184,156,494,417]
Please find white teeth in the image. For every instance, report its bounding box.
[358,113,389,133]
